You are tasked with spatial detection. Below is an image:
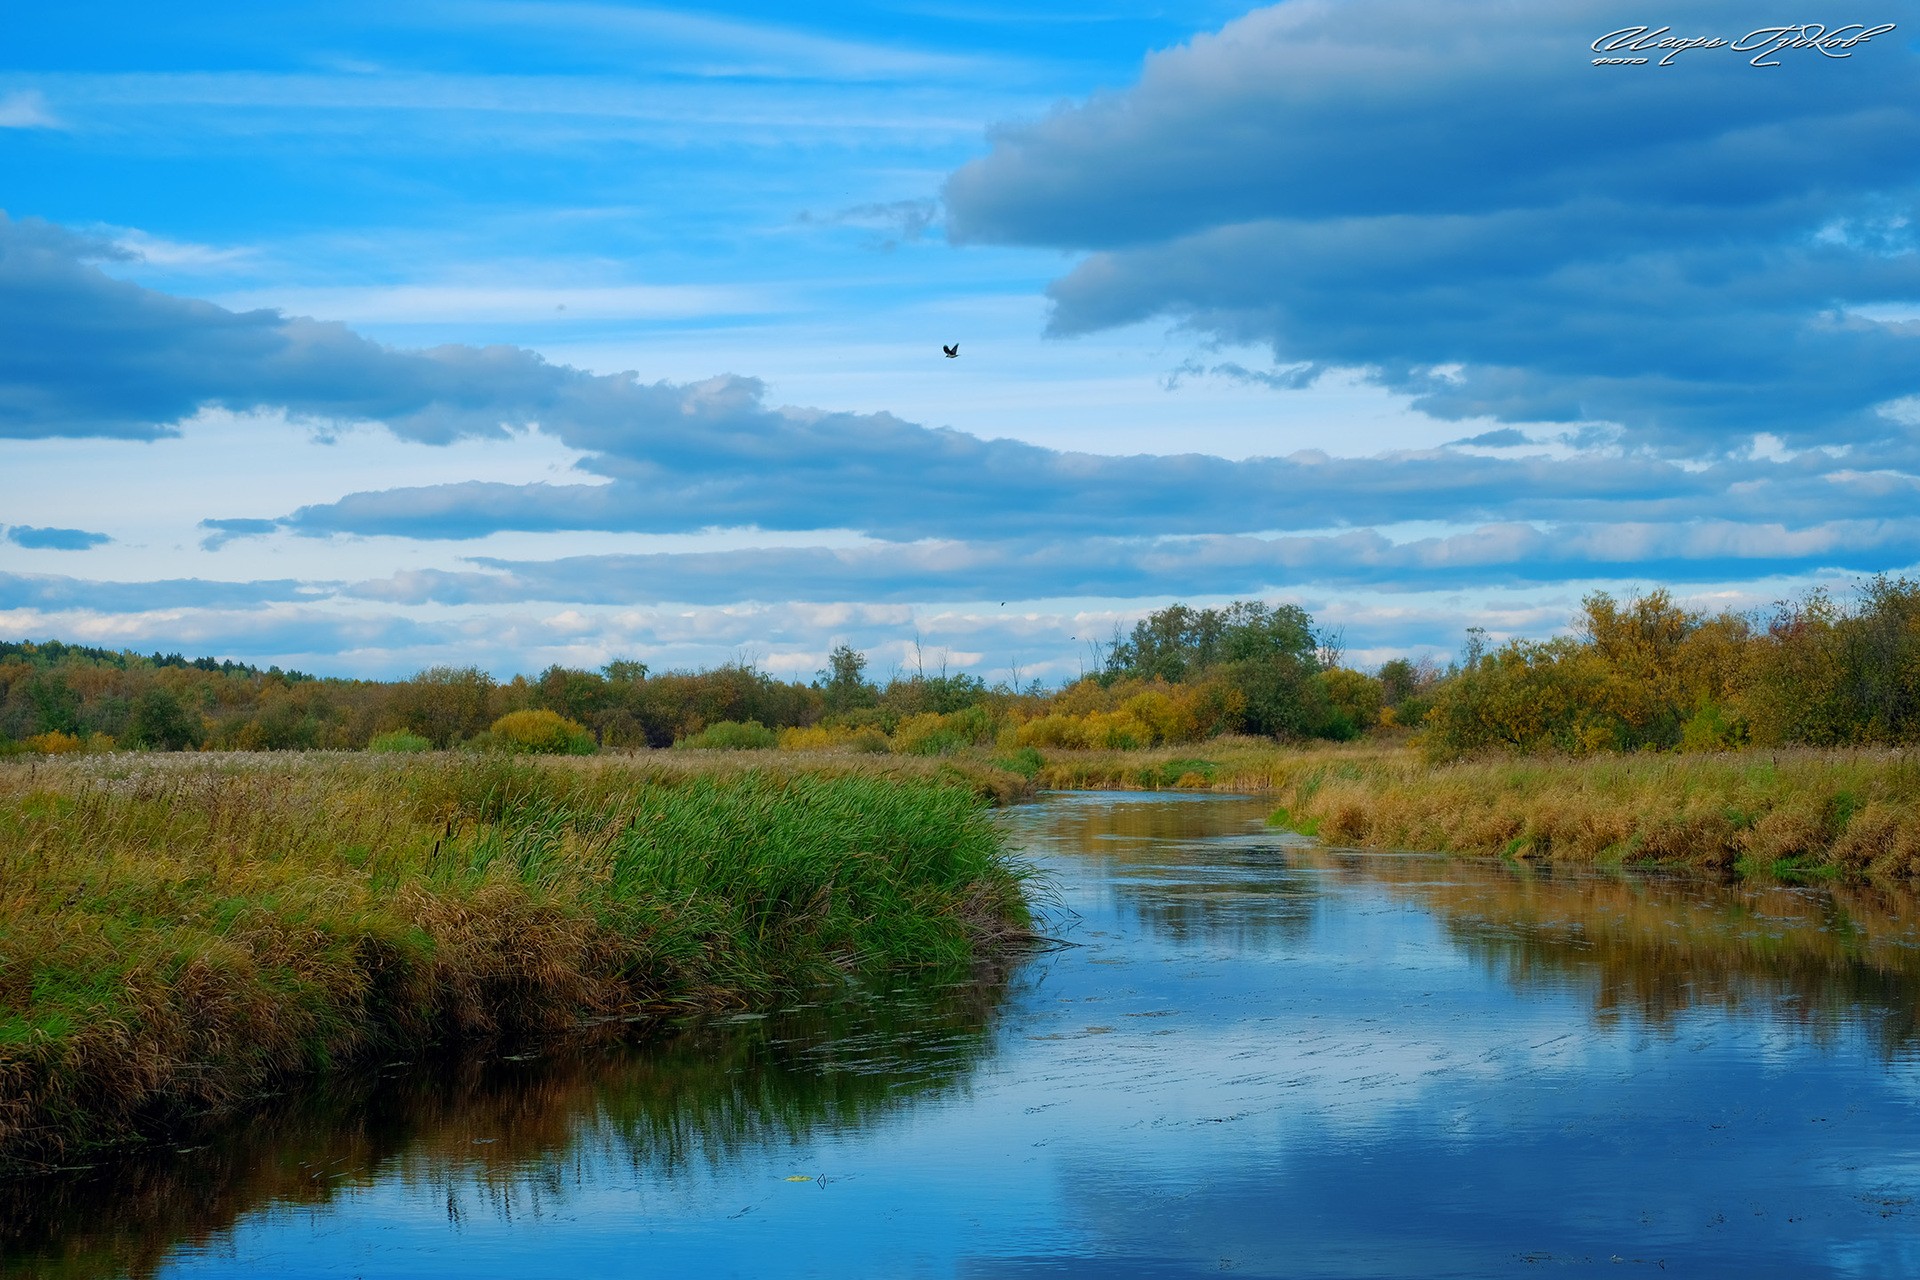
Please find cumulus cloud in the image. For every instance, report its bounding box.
[8,207,1920,624]
[942,0,1920,453]
[5,525,112,551]
[197,517,283,550]
[0,213,594,442]
[9,211,1918,554]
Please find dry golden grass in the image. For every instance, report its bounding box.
[1262,745,1920,878]
[1027,736,1368,793]
[1005,737,1920,879]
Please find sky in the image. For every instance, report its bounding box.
[3,0,1917,684]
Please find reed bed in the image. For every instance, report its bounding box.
[0,752,1034,1170]
[1263,746,1920,879]
[1027,736,1363,793]
[1015,738,1920,879]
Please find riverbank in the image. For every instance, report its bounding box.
[1254,746,1920,879]
[1010,738,1920,879]
[0,753,1034,1171]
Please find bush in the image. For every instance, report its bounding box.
[22,731,86,755]
[487,709,596,755]
[1014,713,1090,750]
[1315,669,1384,733]
[367,729,434,753]
[675,719,778,750]
[893,705,995,756]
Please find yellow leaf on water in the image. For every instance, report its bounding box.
[785,1175,815,1182]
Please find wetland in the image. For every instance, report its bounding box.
[9,791,1920,1277]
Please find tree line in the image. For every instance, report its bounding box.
[3,577,1916,757]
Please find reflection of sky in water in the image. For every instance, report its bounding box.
[22,792,1920,1278]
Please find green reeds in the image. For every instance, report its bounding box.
[0,753,1034,1170]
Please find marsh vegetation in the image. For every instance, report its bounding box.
[0,753,1032,1170]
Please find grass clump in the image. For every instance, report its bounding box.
[366,729,433,753]
[0,752,1034,1170]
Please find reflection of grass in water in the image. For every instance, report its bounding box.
[0,754,1034,1171]
[1299,848,1920,1051]
[1009,794,1316,951]
[0,963,1017,1280]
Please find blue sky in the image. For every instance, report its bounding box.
[3,0,1917,682]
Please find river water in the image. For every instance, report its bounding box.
[9,791,1920,1278]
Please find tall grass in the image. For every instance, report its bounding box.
[983,736,1920,880]
[1025,736,1349,793]
[0,753,1034,1170]
[1262,746,1920,878]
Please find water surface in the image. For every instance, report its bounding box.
[10,792,1920,1278]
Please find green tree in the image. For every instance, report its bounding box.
[126,687,201,750]
[536,665,610,726]
[820,644,876,713]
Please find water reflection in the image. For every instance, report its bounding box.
[1289,848,1920,1053]
[1025,792,1920,1052]
[1004,793,1320,950]
[0,965,1016,1279]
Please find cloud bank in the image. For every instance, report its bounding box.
[943,0,1920,454]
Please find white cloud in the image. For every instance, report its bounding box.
[0,90,60,129]
[213,281,777,325]
[111,228,258,270]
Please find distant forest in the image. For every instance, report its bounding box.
[4,578,1917,757]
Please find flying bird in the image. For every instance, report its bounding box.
[942,343,959,358]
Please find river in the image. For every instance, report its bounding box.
[8,791,1920,1277]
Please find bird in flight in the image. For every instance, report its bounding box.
[942,343,959,358]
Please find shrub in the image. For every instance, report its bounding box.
[893,706,994,756]
[1080,709,1153,750]
[675,719,778,750]
[778,724,841,751]
[488,709,596,754]
[1014,713,1090,750]
[367,729,434,753]
[1315,669,1384,732]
